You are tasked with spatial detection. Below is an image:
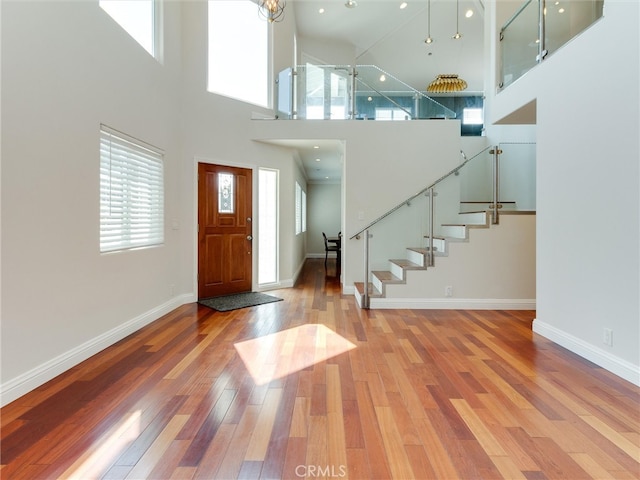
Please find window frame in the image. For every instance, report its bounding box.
[99,0,163,61]
[295,181,302,235]
[99,125,165,254]
[295,181,307,235]
[207,0,271,108]
[258,168,279,286]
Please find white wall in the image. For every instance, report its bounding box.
[0,0,307,405]
[178,1,306,291]
[379,213,536,307]
[297,35,356,66]
[251,118,462,291]
[487,0,640,385]
[1,1,185,403]
[307,183,342,256]
[5,0,633,407]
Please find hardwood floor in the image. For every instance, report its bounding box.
[2,259,639,479]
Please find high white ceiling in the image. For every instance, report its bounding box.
[271,0,486,183]
[293,0,485,93]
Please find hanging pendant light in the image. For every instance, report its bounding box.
[427,74,468,93]
[258,0,285,23]
[424,0,434,44]
[452,0,462,39]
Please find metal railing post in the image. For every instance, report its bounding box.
[427,188,435,267]
[538,0,547,62]
[349,66,357,120]
[363,229,371,309]
[490,146,502,225]
[291,68,297,119]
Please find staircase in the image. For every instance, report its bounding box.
[351,144,537,310]
[354,209,493,305]
[354,202,535,308]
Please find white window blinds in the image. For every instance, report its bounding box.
[100,125,164,253]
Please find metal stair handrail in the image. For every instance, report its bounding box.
[349,145,493,240]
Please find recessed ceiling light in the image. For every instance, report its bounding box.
[313,145,320,149]
[345,0,357,8]
[379,74,386,82]
[367,96,373,101]
[558,7,565,13]
[400,2,408,9]
[318,7,325,14]
[465,9,473,18]
[315,158,321,162]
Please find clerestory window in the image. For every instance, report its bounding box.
[208,0,270,107]
[99,0,161,60]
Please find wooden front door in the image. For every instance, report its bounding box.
[198,163,253,298]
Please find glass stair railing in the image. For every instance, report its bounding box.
[276,64,456,121]
[499,0,604,90]
[350,143,536,308]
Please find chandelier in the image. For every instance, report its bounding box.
[258,0,285,23]
[427,74,468,93]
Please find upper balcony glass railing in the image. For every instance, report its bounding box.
[499,0,604,90]
[276,64,456,121]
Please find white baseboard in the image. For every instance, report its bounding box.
[532,319,640,387]
[0,294,194,407]
[257,279,294,291]
[306,253,338,259]
[367,297,536,310]
[343,284,355,295]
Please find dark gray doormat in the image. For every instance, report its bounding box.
[198,292,283,312]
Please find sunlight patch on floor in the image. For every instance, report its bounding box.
[60,409,142,479]
[234,324,356,385]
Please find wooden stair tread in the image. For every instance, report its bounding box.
[354,281,383,297]
[462,200,516,204]
[389,259,425,270]
[372,270,404,283]
[441,223,488,227]
[408,247,435,254]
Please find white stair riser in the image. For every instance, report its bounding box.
[390,262,404,278]
[406,250,426,266]
[424,238,446,252]
[372,275,383,293]
[456,212,487,224]
[440,225,467,238]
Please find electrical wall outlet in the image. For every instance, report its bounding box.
[445,285,453,297]
[603,328,613,346]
